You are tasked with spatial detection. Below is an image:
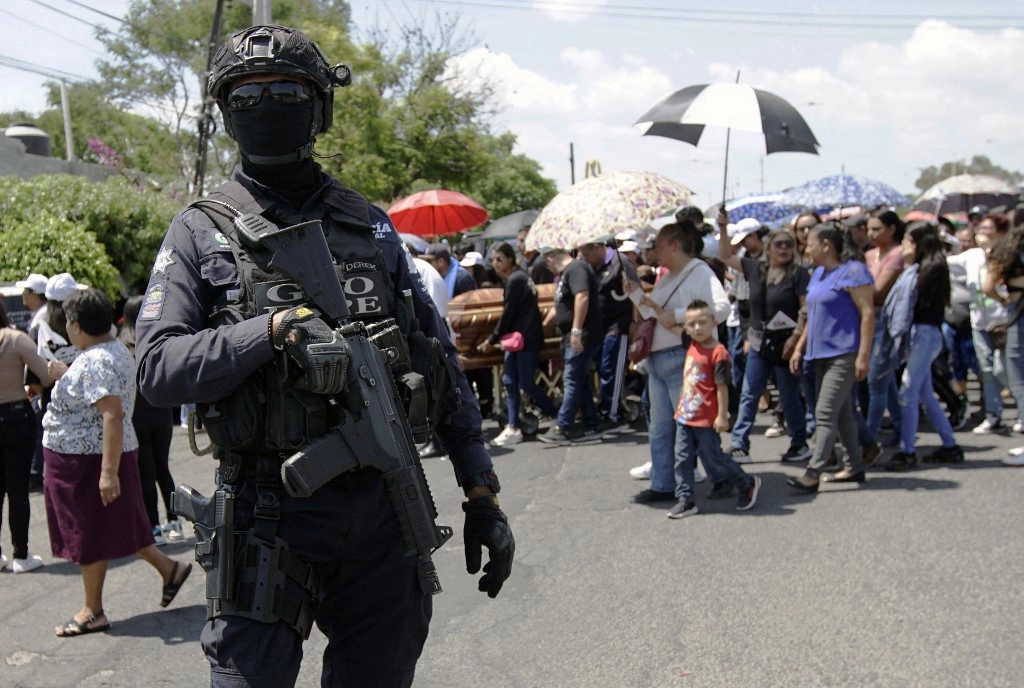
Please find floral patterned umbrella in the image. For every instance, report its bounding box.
[524,171,691,251]
[778,174,909,214]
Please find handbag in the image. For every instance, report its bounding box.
[757,270,795,366]
[627,317,657,363]
[627,265,691,364]
[500,331,525,353]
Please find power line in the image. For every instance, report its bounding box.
[24,0,109,31]
[0,8,105,56]
[0,53,89,81]
[54,0,127,25]
[403,0,1024,30]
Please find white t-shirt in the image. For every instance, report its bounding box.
[946,247,1007,330]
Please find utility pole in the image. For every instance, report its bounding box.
[58,80,74,161]
[569,143,575,185]
[252,0,272,24]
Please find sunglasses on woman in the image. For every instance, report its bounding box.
[772,240,794,249]
[227,80,314,110]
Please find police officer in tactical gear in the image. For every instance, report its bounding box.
[135,25,514,687]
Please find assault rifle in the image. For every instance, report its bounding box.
[233,215,453,594]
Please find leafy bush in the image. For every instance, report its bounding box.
[0,174,181,294]
[0,217,121,299]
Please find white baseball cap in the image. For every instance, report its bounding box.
[45,273,88,301]
[728,217,764,246]
[15,273,48,294]
[619,240,640,254]
[460,251,485,268]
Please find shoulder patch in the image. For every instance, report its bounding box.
[139,283,166,321]
[152,247,176,275]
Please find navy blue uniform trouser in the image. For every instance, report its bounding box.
[203,469,431,688]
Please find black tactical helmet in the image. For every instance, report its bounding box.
[208,25,351,136]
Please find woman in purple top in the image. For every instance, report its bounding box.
[788,224,875,492]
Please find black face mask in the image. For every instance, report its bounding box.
[225,97,317,165]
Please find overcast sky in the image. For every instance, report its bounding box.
[3,0,1023,209]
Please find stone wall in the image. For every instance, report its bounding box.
[0,134,115,182]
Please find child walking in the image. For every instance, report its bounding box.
[669,300,762,518]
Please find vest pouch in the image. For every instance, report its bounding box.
[264,377,328,450]
[407,331,460,435]
[199,375,266,452]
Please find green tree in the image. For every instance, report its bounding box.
[915,155,1024,192]
[0,175,180,294]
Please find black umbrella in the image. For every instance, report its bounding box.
[636,80,819,203]
[478,209,541,240]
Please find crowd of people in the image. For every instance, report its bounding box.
[0,270,191,635]
[445,201,1024,517]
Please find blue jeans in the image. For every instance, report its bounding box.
[730,347,807,452]
[674,424,752,504]
[503,349,558,428]
[1004,312,1024,422]
[972,327,1008,422]
[646,347,686,493]
[597,333,628,421]
[556,342,601,432]
[899,324,956,453]
[942,323,978,383]
[866,315,902,441]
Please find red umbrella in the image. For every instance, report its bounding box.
[387,190,489,237]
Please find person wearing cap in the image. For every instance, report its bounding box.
[577,238,639,433]
[17,273,50,492]
[36,274,87,366]
[619,240,642,269]
[968,204,989,231]
[537,247,604,445]
[133,25,513,686]
[17,273,49,337]
[460,250,497,289]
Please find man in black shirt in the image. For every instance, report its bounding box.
[538,248,603,444]
[579,241,638,431]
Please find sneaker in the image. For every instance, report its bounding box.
[492,426,523,447]
[596,417,629,435]
[764,420,786,438]
[1008,446,1024,458]
[862,443,883,468]
[1002,454,1024,466]
[152,526,167,547]
[1014,419,1024,434]
[163,521,185,542]
[949,401,968,431]
[780,444,811,463]
[729,447,752,464]
[972,418,1003,434]
[629,461,652,480]
[708,481,734,499]
[579,427,607,442]
[884,451,917,472]
[0,554,6,570]
[666,501,699,519]
[11,554,43,574]
[537,426,572,445]
[922,445,965,464]
[736,476,762,511]
[631,489,675,504]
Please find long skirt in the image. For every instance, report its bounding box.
[43,448,154,566]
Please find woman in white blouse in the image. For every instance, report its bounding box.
[625,221,730,503]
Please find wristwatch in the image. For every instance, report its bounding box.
[462,470,501,494]
[570,328,583,336]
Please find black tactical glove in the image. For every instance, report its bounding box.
[273,307,350,395]
[462,494,515,598]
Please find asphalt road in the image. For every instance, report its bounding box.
[2,404,1023,687]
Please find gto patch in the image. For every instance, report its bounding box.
[254,270,387,317]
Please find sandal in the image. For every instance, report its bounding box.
[55,611,110,637]
[160,561,192,608]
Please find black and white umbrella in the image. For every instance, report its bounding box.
[636,81,819,202]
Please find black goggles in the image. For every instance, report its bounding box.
[226,80,314,110]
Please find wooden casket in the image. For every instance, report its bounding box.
[448,283,563,370]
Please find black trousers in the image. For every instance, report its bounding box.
[202,468,432,688]
[0,401,37,560]
[133,407,176,527]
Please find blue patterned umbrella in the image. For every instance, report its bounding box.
[778,175,909,214]
[706,193,803,226]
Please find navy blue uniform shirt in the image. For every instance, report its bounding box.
[134,167,493,486]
